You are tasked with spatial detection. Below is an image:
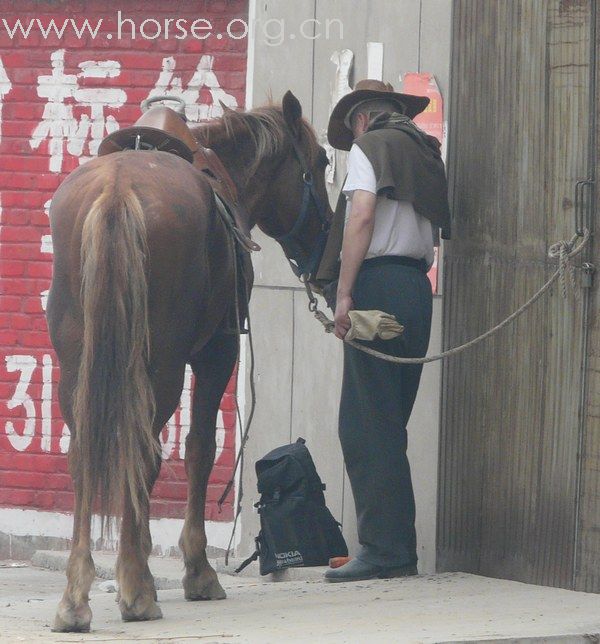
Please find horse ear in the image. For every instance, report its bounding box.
[282,90,303,136]
[219,99,234,113]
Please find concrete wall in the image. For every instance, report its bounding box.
[239,0,451,573]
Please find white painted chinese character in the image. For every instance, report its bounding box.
[0,56,12,143]
[30,50,126,173]
[149,55,238,122]
[29,50,78,173]
[68,59,126,162]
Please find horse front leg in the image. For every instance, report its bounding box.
[116,458,163,622]
[180,333,237,601]
[116,361,187,621]
[117,462,162,622]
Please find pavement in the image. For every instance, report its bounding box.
[0,554,599,642]
[30,550,325,587]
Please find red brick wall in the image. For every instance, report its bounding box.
[0,0,248,522]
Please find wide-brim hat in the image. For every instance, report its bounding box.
[327,79,430,151]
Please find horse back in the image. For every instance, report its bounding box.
[47,150,235,362]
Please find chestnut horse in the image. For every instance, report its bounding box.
[47,92,331,632]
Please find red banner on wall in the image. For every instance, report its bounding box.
[0,0,248,521]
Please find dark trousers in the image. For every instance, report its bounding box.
[339,257,433,567]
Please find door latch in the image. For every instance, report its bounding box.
[582,262,595,288]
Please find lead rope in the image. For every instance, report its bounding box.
[216,216,257,566]
[220,315,256,566]
[306,229,592,365]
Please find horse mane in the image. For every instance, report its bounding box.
[193,104,319,176]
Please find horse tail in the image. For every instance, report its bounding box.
[73,173,158,534]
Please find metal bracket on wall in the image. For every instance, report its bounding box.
[582,262,595,289]
[575,178,594,237]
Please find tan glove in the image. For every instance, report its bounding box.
[345,310,404,342]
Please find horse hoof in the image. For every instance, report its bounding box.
[51,600,92,632]
[183,572,227,601]
[119,596,163,622]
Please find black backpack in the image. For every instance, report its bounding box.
[236,438,348,575]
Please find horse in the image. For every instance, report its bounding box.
[46,91,332,632]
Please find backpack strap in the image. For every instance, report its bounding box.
[234,536,261,574]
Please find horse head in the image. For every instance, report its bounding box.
[192,92,334,282]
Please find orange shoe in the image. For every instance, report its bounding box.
[329,556,352,569]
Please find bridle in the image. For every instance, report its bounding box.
[273,124,331,280]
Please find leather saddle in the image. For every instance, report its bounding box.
[98,105,259,251]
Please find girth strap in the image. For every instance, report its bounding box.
[194,146,260,251]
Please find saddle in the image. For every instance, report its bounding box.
[98,105,259,251]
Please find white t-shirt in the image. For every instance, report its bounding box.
[342,144,435,267]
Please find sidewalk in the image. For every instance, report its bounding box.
[31,549,325,586]
[4,550,595,642]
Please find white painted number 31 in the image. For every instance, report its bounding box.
[4,354,69,453]
[5,355,36,452]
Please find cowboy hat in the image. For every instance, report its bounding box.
[327,79,430,151]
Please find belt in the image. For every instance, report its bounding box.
[362,255,429,273]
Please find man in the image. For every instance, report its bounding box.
[317,79,451,582]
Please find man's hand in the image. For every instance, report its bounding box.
[334,294,354,340]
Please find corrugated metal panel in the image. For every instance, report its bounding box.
[439,0,593,589]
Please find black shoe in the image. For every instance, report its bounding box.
[378,564,418,579]
[324,558,418,583]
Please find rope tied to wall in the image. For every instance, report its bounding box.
[548,234,582,301]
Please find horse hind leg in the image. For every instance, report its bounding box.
[180,333,237,601]
[53,372,95,632]
[53,483,95,632]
